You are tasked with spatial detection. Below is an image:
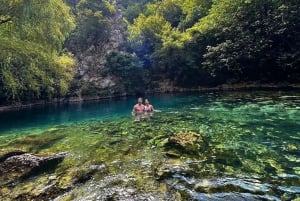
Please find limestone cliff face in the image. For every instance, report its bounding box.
[68,9,127,101]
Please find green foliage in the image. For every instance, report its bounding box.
[120,0,153,24]
[178,0,212,30]
[128,14,172,68]
[129,14,171,46]
[199,0,300,81]
[122,3,143,23]
[1,0,300,102]
[65,0,114,52]
[105,52,148,94]
[146,0,184,27]
[127,0,300,86]
[0,0,75,102]
[128,0,214,86]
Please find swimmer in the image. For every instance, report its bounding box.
[132,97,145,121]
[144,99,154,113]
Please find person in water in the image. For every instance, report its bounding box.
[144,99,154,113]
[132,97,145,121]
[144,99,155,119]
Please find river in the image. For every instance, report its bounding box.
[0,91,300,200]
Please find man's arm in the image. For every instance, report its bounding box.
[132,105,136,115]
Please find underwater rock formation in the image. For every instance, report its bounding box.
[154,160,192,181]
[166,131,205,154]
[0,150,26,162]
[0,151,67,185]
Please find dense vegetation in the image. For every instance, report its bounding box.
[1,0,300,104]
[128,0,300,86]
[65,0,115,52]
[0,0,75,102]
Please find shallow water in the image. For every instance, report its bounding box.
[0,91,300,200]
[0,94,197,134]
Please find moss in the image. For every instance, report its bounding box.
[8,133,66,153]
[1,94,300,200]
[59,194,75,201]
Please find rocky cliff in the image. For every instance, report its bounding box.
[67,8,127,101]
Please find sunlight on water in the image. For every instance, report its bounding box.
[0,91,299,200]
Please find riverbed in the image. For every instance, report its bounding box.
[0,91,299,200]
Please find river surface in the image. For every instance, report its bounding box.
[0,91,300,200]
[0,93,194,134]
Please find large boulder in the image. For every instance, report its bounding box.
[0,151,67,186]
[0,150,26,162]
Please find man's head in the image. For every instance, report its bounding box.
[138,97,143,105]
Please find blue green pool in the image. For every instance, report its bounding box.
[0,91,299,200]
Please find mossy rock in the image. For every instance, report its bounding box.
[57,163,107,189]
[165,149,181,158]
[0,152,67,186]
[154,159,191,181]
[165,131,205,153]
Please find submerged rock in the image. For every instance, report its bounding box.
[165,150,181,158]
[165,131,205,154]
[0,149,26,162]
[0,152,67,185]
[14,183,68,201]
[56,174,169,201]
[154,159,192,181]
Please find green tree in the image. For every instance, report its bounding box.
[105,52,147,94]
[128,14,172,67]
[199,0,300,82]
[0,0,75,102]
[127,0,300,86]
[128,0,213,86]
[65,0,115,52]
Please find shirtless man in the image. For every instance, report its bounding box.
[132,97,145,121]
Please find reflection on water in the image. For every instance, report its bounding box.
[0,91,300,200]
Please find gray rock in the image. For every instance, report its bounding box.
[68,8,127,99]
[0,152,67,184]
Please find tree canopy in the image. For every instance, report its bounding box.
[128,0,300,86]
[65,0,115,52]
[1,0,300,104]
[0,0,75,102]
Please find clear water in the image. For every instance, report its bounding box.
[0,94,192,135]
[0,91,300,200]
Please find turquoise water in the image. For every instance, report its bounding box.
[0,93,220,134]
[1,91,299,135]
[1,91,300,200]
[0,95,176,134]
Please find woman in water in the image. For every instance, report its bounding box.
[144,98,155,120]
[144,99,154,113]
